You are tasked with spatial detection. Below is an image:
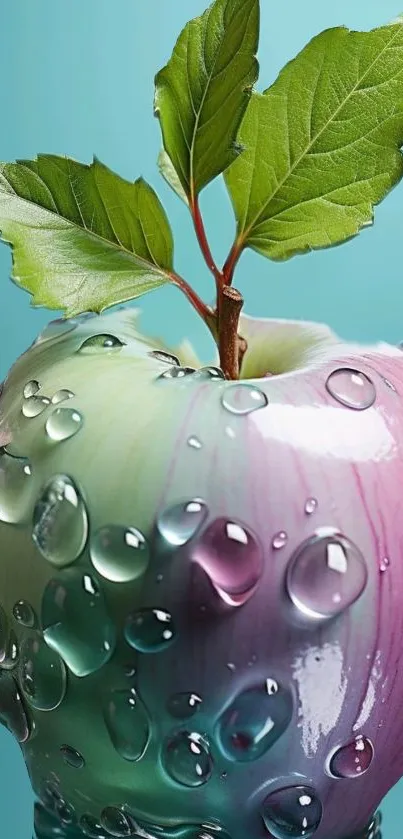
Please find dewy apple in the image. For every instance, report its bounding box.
[1,1,403,838]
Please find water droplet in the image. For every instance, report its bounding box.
[1,630,19,669]
[326,368,376,410]
[216,680,293,762]
[0,671,31,741]
[35,318,77,344]
[45,408,83,442]
[51,389,75,405]
[149,350,180,366]
[0,450,33,523]
[227,662,236,672]
[158,499,208,547]
[382,376,397,392]
[34,801,66,836]
[103,685,150,761]
[60,744,85,768]
[0,605,8,663]
[159,367,196,380]
[221,384,268,415]
[42,569,116,676]
[162,731,213,787]
[194,366,225,380]
[23,380,40,398]
[167,692,202,719]
[78,334,125,354]
[190,518,263,606]
[101,807,134,836]
[12,600,36,628]
[272,531,288,550]
[90,525,149,583]
[19,636,67,710]
[329,735,374,778]
[56,799,76,825]
[124,608,175,653]
[188,436,203,450]
[32,475,88,567]
[287,532,367,619]
[22,395,51,417]
[80,814,110,838]
[304,498,318,516]
[380,556,390,573]
[262,785,323,839]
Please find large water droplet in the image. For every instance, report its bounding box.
[158,499,208,547]
[45,408,83,442]
[216,680,293,761]
[0,450,33,523]
[22,395,51,417]
[80,814,110,838]
[35,318,77,344]
[124,608,175,653]
[167,692,202,719]
[19,636,67,710]
[42,570,116,676]
[194,366,225,380]
[12,600,36,628]
[23,380,40,398]
[32,475,88,567]
[162,731,213,787]
[51,389,75,405]
[190,518,263,606]
[103,685,150,761]
[287,532,367,619]
[90,525,149,583]
[326,368,376,410]
[159,367,195,380]
[149,350,180,366]
[0,672,31,741]
[329,735,374,778]
[262,785,323,839]
[101,807,134,836]
[221,384,268,415]
[60,744,85,768]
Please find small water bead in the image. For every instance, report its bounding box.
[287,532,367,619]
[167,692,202,719]
[158,499,208,547]
[329,735,374,778]
[382,376,397,393]
[19,636,67,710]
[221,384,268,415]
[190,518,263,607]
[262,786,322,839]
[304,498,318,516]
[1,630,19,670]
[149,350,180,366]
[35,318,77,344]
[162,731,213,787]
[42,570,116,677]
[188,436,203,450]
[217,680,293,762]
[272,531,288,550]
[103,685,150,761]
[326,368,376,410]
[32,474,88,567]
[0,672,31,741]
[380,556,390,573]
[23,380,40,398]
[194,366,225,380]
[12,600,36,628]
[60,744,85,769]
[22,395,51,417]
[101,807,134,836]
[78,334,125,354]
[124,608,175,653]
[45,407,83,442]
[55,799,76,825]
[90,525,149,583]
[0,605,8,663]
[159,366,196,380]
[0,450,33,523]
[51,389,75,405]
[80,814,110,838]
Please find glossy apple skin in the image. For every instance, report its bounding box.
[0,309,402,839]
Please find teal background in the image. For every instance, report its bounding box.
[0,0,402,836]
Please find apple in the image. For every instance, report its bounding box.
[0,307,400,839]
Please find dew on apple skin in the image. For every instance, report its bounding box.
[188,435,203,449]
[221,384,268,415]
[100,806,134,836]
[304,497,318,515]
[12,600,36,628]
[22,395,51,417]
[45,407,83,442]
[329,735,374,778]
[51,388,75,405]
[60,744,85,769]
[19,635,67,711]
[23,379,40,398]
[148,350,180,366]
[103,685,150,762]
[32,474,88,567]
[80,813,110,837]
[190,518,263,606]
[157,499,208,547]
[162,731,213,787]
[159,366,196,379]
[216,680,293,762]
[41,570,116,677]
[272,531,288,550]
[124,608,175,652]
[167,692,202,719]
[286,532,367,619]
[326,368,376,410]
[0,671,31,742]
[78,334,125,354]
[261,785,323,839]
[0,450,33,524]
[90,525,149,583]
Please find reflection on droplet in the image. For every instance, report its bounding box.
[22,396,51,417]
[167,692,202,719]
[162,731,212,787]
[124,608,175,653]
[329,735,374,778]
[103,685,150,761]
[188,436,203,450]
[217,680,293,762]
[0,672,31,742]
[51,389,75,405]
[0,450,33,523]
[60,744,85,769]
[262,785,323,839]
[90,525,149,583]
[272,531,288,550]
[158,499,208,547]
[12,600,36,628]
[326,368,376,410]
[287,532,367,619]
[45,408,83,442]
[32,474,88,567]
[159,367,196,380]
[19,636,67,710]
[190,518,263,606]
[100,806,134,836]
[23,380,40,399]
[221,384,268,415]
[149,350,180,366]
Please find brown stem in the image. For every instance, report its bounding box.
[170,271,218,340]
[222,237,244,286]
[218,286,244,379]
[191,195,223,294]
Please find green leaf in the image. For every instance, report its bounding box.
[157,149,189,205]
[225,21,403,261]
[0,155,174,316]
[154,0,259,202]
